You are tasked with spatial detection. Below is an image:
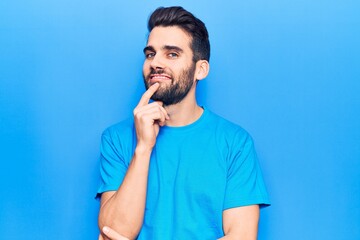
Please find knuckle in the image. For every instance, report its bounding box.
[134,111,143,120]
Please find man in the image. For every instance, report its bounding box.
[97,6,270,240]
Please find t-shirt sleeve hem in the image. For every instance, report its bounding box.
[95,185,119,200]
[223,196,271,210]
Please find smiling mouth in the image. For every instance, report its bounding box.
[150,74,172,83]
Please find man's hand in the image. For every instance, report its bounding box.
[98,226,130,240]
[133,82,169,151]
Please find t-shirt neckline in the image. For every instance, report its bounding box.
[160,106,209,133]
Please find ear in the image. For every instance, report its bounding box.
[195,60,210,81]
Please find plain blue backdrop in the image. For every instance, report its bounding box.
[1,0,359,239]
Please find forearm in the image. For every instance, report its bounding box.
[98,147,152,239]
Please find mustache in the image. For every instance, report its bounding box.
[149,68,170,76]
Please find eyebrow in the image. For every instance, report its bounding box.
[143,45,184,54]
[143,46,155,53]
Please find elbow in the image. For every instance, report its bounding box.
[98,210,142,240]
[98,208,110,234]
[98,206,117,234]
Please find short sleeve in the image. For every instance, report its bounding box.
[223,131,270,210]
[96,129,128,199]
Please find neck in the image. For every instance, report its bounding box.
[164,88,203,126]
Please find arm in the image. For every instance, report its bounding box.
[98,150,151,239]
[98,204,260,240]
[218,205,259,240]
[219,132,269,239]
[98,83,169,239]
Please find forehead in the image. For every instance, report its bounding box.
[146,26,192,51]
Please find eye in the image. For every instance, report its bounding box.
[145,52,155,59]
[168,52,179,58]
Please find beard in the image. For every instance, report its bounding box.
[143,63,196,106]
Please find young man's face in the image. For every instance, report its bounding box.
[142,26,197,106]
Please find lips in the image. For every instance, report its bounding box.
[150,74,172,83]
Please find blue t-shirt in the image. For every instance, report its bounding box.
[97,107,270,239]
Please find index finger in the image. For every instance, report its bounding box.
[137,83,160,107]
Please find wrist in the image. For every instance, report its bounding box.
[135,144,153,156]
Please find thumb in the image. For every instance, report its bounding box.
[102,226,130,240]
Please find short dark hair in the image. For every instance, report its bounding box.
[147,6,210,62]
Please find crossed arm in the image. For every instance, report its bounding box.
[99,205,259,240]
[97,83,260,239]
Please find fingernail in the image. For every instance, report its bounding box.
[103,226,109,233]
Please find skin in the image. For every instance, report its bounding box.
[98,26,259,240]
[99,226,129,240]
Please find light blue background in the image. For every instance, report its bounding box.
[1,0,359,239]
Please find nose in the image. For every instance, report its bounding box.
[150,54,165,69]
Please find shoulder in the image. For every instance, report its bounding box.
[101,117,135,141]
[206,108,252,144]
